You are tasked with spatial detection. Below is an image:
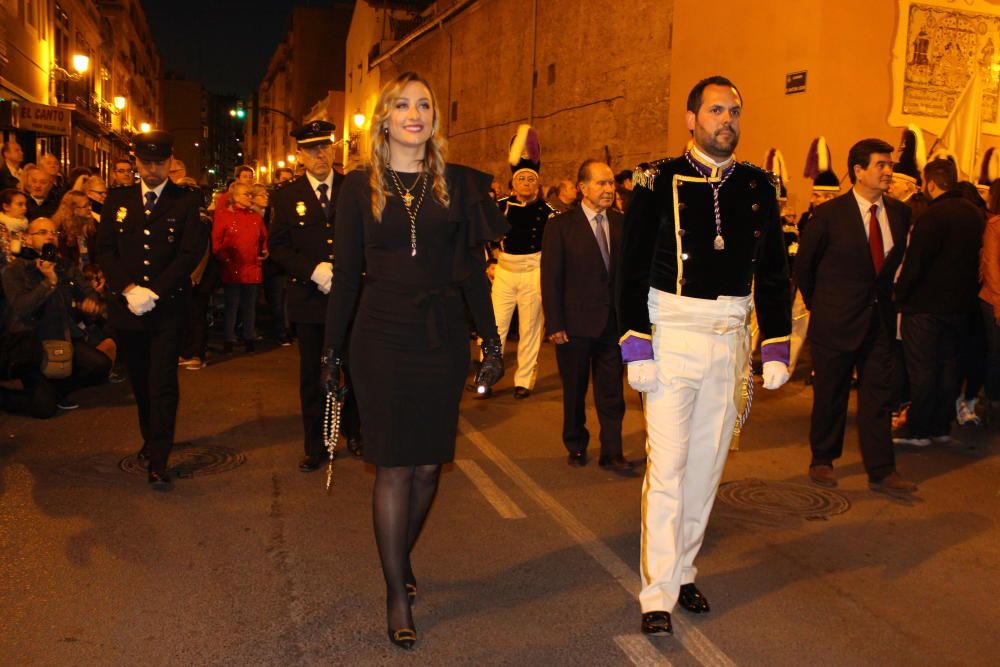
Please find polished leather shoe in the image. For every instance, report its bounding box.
[808,464,837,488]
[678,583,710,613]
[298,454,328,472]
[598,455,637,474]
[347,436,363,458]
[513,386,531,400]
[135,448,150,468]
[869,471,918,497]
[148,470,173,491]
[387,628,416,650]
[567,450,588,467]
[641,611,672,635]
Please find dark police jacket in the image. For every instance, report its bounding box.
[495,196,554,254]
[268,172,344,324]
[94,180,206,331]
[617,154,791,359]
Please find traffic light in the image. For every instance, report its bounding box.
[229,100,246,120]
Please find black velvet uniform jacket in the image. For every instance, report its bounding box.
[616,155,791,351]
[794,191,910,351]
[494,196,554,254]
[268,172,345,324]
[95,180,206,331]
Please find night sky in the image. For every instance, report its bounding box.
[141,0,338,98]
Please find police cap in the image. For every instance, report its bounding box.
[291,120,336,147]
[133,131,173,161]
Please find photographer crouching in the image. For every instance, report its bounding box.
[1,217,110,416]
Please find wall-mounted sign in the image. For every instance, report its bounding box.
[2,101,72,135]
[785,71,807,95]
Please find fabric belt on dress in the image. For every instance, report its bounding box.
[368,278,461,349]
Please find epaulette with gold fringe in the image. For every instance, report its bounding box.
[632,158,671,192]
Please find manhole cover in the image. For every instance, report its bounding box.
[717,479,850,520]
[119,443,246,478]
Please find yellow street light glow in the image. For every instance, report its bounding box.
[113,96,126,110]
[259,166,268,173]
[71,54,90,74]
[139,122,151,133]
[277,160,285,168]
[287,154,296,163]
[353,113,366,129]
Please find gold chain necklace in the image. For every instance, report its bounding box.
[388,168,429,256]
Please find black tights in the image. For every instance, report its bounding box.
[373,464,441,631]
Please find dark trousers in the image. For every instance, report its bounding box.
[263,272,287,339]
[295,322,360,458]
[981,299,1000,401]
[118,328,181,473]
[223,283,258,342]
[554,317,625,458]
[957,308,986,401]
[7,339,111,418]
[809,315,895,480]
[180,286,212,360]
[901,312,961,437]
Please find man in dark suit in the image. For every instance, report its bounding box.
[1,139,24,190]
[893,158,985,446]
[94,131,207,491]
[542,159,632,472]
[795,138,917,497]
[269,120,361,472]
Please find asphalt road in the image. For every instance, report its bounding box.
[1,340,997,666]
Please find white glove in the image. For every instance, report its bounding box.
[626,360,658,393]
[311,262,333,294]
[125,286,159,316]
[762,361,790,390]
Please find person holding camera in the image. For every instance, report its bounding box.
[1,217,110,416]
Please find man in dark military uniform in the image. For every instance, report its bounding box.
[616,76,791,636]
[486,124,554,400]
[95,131,207,491]
[269,120,361,471]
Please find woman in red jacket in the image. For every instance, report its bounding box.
[213,182,268,353]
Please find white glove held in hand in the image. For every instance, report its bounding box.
[311,262,333,294]
[627,359,658,393]
[125,286,159,316]
[762,361,790,390]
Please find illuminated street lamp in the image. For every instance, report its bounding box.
[287,154,296,164]
[113,96,126,110]
[353,112,366,129]
[277,160,286,168]
[71,54,90,75]
[139,122,151,133]
[259,166,268,174]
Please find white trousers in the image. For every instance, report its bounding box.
[492,252,543,389]
[640,289,751,613]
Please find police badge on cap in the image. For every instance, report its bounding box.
[292,120,336,147]
[133,131,173,161]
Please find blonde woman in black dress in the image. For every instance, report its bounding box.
[323,72,506,650]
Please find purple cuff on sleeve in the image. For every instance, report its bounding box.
[621,336,654,363]
[761,340,790,366]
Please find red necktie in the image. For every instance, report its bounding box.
[868,204,884,274]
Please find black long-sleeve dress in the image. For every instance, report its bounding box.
[324,164,508,466]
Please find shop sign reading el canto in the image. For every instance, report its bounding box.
[16,102,72,135]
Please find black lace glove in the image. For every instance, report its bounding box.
[320,348,345,397]
[473,338,504,393]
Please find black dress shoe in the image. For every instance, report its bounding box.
[347,436,363,458]
[148,470,173,491]
[513,386,531,399]
[641,611,672,635]
[136,448,150,468]
[567,450,588,467]
[298,454,328,472]
[598,455,637,474]
[678,583,710,613]
[387,628,416,650]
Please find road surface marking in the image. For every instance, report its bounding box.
[455,458,526,519]
[614,634,674,666]
[459,417,736,667]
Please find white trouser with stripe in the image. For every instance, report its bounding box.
[640,288,752,613]
[492,251,544,390]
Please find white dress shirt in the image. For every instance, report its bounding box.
[140,178,168,205]
[580,201,611,249]
[852,188,894,257]
[305,171,335,201]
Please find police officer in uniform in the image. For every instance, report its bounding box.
[95,131,207,491]
[486,124,554,399]
[617,77,791,635]
[269,120,362,471]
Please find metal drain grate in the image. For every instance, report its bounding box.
[717,479,850,520]
[120,443,246,478]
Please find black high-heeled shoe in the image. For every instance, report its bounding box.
[387,628,416,649]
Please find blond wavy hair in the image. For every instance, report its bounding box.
[368,71,450,221]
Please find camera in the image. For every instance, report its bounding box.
[15,242,58,262]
